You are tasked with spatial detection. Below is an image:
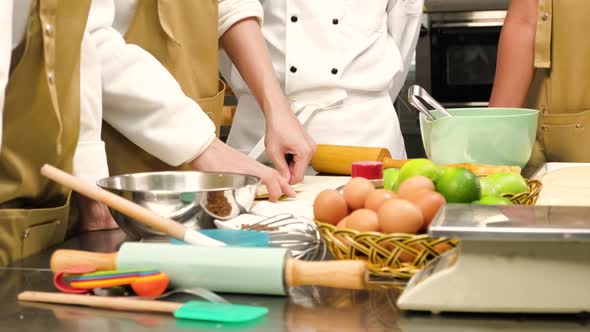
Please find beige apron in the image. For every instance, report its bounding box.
[0,0,90,266]
[102,0,225,175]
[524,0,590,176]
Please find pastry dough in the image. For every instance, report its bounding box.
[536,167,590,206]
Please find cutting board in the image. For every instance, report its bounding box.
[252,176,350,220]
[533,164,590,206]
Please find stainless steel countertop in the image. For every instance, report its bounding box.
[2,230,590,331]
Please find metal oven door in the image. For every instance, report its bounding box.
[428,11,505,107]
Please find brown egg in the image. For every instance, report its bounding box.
[433,242,454,255]
[381,242,420,262]
[342,177,375,210]
[377,199,424,234]
[335,217,352,248]
[403,190,446,232]
[399,244,421,263]
[398,176,435,198]
[313,189,349,225]
[336,216,349,229]
[347,209,380,232]
[364,189,397,212]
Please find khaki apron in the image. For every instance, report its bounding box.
[0,0,90,265]
[524,0,590,176]
[102,0,225,175]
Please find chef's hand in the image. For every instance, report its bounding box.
[190,138,296,202]
[75,193,119,232]
[264,104,316,184]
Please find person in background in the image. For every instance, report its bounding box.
[489,0,590,176]
[102,0,315,186]
[73,0,299,232]
[0,0,294,265]
[0,0,93,265]
[222,0,424,164]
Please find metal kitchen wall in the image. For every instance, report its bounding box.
[397,0,509,158]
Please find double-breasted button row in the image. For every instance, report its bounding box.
[289,16,339,25]
[289,66,339,75]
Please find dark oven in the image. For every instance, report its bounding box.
[416,10,506,107]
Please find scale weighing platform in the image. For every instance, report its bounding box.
[397,204,590,314]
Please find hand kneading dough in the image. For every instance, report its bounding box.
[537,167,590,206]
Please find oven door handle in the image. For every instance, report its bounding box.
[432,21,504,28]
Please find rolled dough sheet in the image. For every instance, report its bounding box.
[536,166,590,206]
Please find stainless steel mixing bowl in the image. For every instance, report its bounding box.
[97,171,260,240]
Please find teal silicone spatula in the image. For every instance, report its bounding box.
[17,291,268,323]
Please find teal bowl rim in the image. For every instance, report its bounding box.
[420,108,540,122]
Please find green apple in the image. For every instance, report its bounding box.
[480,172,529,196]
[383,168,400,191]
[476,195,514,206]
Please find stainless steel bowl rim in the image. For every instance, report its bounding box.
[96,170,261,194]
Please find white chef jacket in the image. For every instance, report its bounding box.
[221,0,423,160]
[1,0,263,184]
[89,0,263,183]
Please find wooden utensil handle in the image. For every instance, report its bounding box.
[18,291,181,314]
[382,159,522,176]
[41,164,187,241]
[51,249,117,272]
[382,158,408,169]
[311,145,392,175]
[284,259,367,290]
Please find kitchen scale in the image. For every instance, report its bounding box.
[397,204,590,314]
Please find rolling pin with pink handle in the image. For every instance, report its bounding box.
[40,164,225,247]
[50,243,368,295]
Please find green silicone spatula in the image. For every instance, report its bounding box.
[18,291,268,323]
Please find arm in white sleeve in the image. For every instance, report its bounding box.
[87,0,216,166]
[0,1,14,152]
[387,0,423,101]
[218,0,263,37]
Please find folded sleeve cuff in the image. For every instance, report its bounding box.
[218,0,264,37]
[72,140,110,184]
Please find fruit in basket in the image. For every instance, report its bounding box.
[398,176,435,197]
[403,190,446,229]
[313,189,349,225]
[397,159,441,189]
[480,172,529,196]
[342,177,375,210]
[337,217,349,228]
[476,195,514,205]
[383,168,400,191]
[347,209,380,232]
[435,167,481,203]
[364,189,397,212]
[433,242,454,255]
[377,199,424,234]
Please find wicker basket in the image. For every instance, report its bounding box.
[316,179,543,279]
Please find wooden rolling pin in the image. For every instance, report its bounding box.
[310,144,521,176]
[50,243,368,295]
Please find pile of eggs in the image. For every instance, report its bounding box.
[313,176,446,235]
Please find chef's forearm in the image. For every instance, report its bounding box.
[489,0,538,108]
[220,18,289,122]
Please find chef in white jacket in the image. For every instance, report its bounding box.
[222,0,423,161]
[105,0,315,185]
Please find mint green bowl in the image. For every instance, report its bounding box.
[419,108,539,167]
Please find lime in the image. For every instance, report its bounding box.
[397,159,440,190]
[481,172,528,196]
[476,195,514,205]
[383,168,400,191]
[435,167,481,203]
